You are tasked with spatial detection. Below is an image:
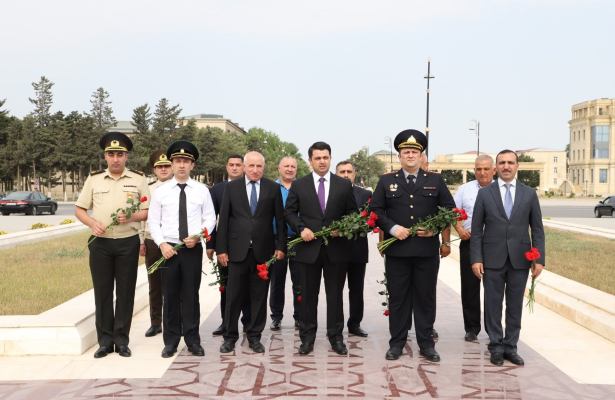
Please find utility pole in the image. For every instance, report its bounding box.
[424,59,435,159]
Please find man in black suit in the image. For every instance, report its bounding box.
[285,142,357,356]
[216,151,286,353]
[371,129,455,362]
[206,155,250,336]
[335,160,371,337]
[471,149,545,366]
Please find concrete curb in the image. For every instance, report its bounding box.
[0,222,88,249]
[0,267,150,355]
[449,240,615,343]
[544,219,615,239]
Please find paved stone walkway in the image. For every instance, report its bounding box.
[1,238,615,399]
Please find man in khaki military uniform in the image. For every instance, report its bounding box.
[75,132,150,359]
[139,150,173,338]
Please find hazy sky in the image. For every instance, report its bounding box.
[1,0,613,164]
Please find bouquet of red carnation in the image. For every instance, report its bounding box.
[287,199,379,252]
[525,247,541,312]
[377,207,467,253]
[147,228,212,274]
[256,254,278,281]
[88,195,148,245]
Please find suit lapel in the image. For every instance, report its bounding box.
[412,169,428,194]
[241,179,254,215]
[308,174,325,217]
[324,174,337,218]
[392,169,411,196]
[489,181,508,219]
[253,179,266,216]
[509,182,525,220]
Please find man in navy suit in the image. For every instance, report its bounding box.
[335,160,371,337]
[471,149,545,366]
[285,142,357,355]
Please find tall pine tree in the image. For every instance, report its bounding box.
[28,76,54,127]
[89,87,116,131]
[132,103,151,136]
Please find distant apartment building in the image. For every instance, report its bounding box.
[568,98,615,196]
[517,148,567,193]
[178,114,246,135]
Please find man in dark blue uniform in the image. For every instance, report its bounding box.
[371,129,455,362]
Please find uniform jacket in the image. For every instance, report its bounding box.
[371,168,455,257]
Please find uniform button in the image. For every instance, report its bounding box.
[410,195,414,198]
[410,205,414,208]
[410,216,414,219]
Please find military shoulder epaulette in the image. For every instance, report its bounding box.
[90,170,104,176]
[148,180,157,186]
[129,168,144,176]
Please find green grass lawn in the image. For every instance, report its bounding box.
[544,227,615,296]
[0,231,93,315]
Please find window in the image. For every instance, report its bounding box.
[553,156,558,163]
[599,169,608,183]
[592,126,610,159]
[591,169,594,183]
[582,149,585,160]
[554,167,558,174]
[553,178,557,185]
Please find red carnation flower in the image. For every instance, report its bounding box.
[202,228,211,241]
[140,195,148,203]
[296,295,302,303]
[367,218,377,228]
[360,209,369,218]
[525,247,541,261]
[219,285,225,293]
[369,211,378,221]
[383,309,390,317]
[257,270,269,281]
[256,263,267,272]
[373,227,380,233]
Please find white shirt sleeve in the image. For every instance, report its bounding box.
[148,186,165,246]
[200,186,217,237]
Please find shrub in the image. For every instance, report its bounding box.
[31,223,52,229]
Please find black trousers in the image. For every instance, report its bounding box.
[483,257,529,354]
[219,265,250,327]
[88,235,140,347]
[386,255,439,351]
[161,244,203,348]
[269,255,302,322]
[297,248,347,344]
[224,249,270,342]
[144,238,163,327]
[346,262,366,328]
[459,239,481,335]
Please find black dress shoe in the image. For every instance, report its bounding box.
[270,320,281,331]
[93,345,114,358]
[504,352,525,366]
[220,340,235,353]
[490,352,504,366]
[145,325,162,337]
[331,341,348,355]
[161,345,177,358]
[116,345,132,357]
[298,342,314,355]
[419,347,441,362]
[385,347,402,360]
[212,324,225,336]
[187,343,205,356]
[464,332,478,342]
[249,340,265,353]
[431,328,439,339]
[348,326,368,337]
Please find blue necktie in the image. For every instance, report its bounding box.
[504,183,513,219]
[249,181,257,215]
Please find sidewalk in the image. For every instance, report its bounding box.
[1,237,615,399]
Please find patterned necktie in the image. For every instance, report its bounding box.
[317,177,326,213]
[407,175,416,185]
[178,183,188,240]
[249,181,258,215]
[504,183,513,219]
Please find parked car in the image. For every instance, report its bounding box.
[594,195,615,218]
[0,191,58,216]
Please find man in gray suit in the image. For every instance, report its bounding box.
[470,149,545,367]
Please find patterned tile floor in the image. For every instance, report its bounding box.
[2,278,615,400]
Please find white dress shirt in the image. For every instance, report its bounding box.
[497,177,517,206]
[148,177,216,246]
[245,176,261,203]
[312,171,331,209]
[453,180,484,231]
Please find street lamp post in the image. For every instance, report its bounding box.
[384,136,393,172]
[424,59,435,159]
[469,120,480,156]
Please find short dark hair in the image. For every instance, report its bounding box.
[335,160,353,170]
[308,142,331,159]
[496,149,518,163]
[227,154,243,163]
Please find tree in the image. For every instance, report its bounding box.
[243,127,310,179]
[28,76,54,127]
[132,103,151,136]
[349,148,385,188]
[517,154,540,188]
[152,98,182,135]
[89,87,116,131]
[440,170,463,185]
